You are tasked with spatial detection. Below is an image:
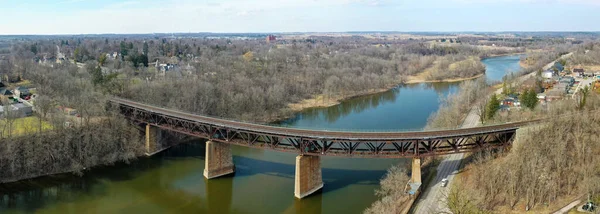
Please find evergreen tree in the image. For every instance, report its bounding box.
[520,89,538,110]
[486,94,500,119]
[527,89,538,109]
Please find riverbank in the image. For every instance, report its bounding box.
[0,121,144,184]
[287,85,397,112]
[405,73,484,84]
[481,52,526,60]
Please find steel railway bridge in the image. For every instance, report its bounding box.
[111,98,536,199]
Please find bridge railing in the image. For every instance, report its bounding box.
[110,97,542,135]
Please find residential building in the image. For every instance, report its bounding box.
[0,103,33,118]
[0,88,14,101]
[546,89,564,101]
[13,86,30,98]
[537,93,547,103]
[553,62,564,72]
[501,95,521,107]
[554,83,570,93]
[542,70,554,79]
[559,77,574,86]
[266,35,276,43]
[11,103,33,117]
[573,68,584,76]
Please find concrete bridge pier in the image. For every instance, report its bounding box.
[407,157,422,196]
[411,158,422,184]
[145,124,162,155]
[294,155,323,199]
[203,141,235,179]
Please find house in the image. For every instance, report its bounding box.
[542,70,554,79]
[537,93,547,103]
[0,88,14,101]
[573,68,584,76]
[11,103,33,117]
[0,104,33,118]
[501,95,521,107]
[13,86,30,98]
[554,83,570,93]
[546,89,565,101]
[559,77,574,86]
[552,62,564,72]
[266,35,276,43]
[157,63,177,73]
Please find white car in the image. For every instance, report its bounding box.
[441,178,449,187]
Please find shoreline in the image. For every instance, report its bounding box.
[480,52,526,60]
[405,73,484,84]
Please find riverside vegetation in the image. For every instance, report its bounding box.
[0,62,144,183]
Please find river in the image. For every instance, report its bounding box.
[0,55,523,214]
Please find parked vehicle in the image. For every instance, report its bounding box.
[582,202,596,212]
[441,178,448,187]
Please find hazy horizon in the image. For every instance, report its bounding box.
[2,31,600,37]
[1,0,600,35]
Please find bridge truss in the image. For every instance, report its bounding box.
[113,98,521,158]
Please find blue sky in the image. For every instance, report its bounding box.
[0,0,599,34]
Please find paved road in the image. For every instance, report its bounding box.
[413,52,573,214]
[413,108,480,214]
[553,199,581,214]
[571,78,595,99]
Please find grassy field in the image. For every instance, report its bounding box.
[0,116,53,136]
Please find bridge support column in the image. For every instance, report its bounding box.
[145,124,160,155]
[203,141,235,179]
[411,158,422,184]
[294,155,323,199]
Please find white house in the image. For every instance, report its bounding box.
[541,70,554,79]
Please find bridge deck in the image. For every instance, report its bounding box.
[111,97,534,157]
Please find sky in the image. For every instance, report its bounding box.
[0,0,599,35]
